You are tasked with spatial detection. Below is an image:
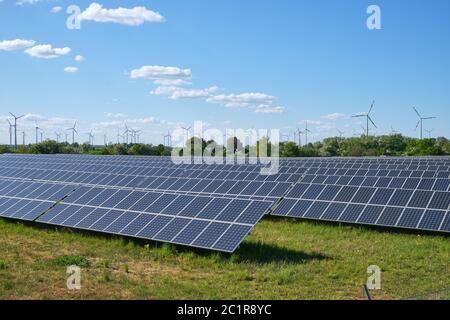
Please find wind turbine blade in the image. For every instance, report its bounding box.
[368,101,375,114]
[413,107,421,118]
[9,112,15,118]
[423,117,436,120]
[415,120,420,130]
[352,114,365,118]
[368,116,377,128]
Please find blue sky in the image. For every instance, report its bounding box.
[1,0,450,145]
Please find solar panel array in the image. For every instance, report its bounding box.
[0,154,449,253]
[0,154,280,252]
[272,158,450,233]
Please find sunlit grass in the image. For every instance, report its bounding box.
[0,217,448,300]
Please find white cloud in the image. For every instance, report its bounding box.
[78,2,165,26]
[94,116,162,129]
[151,86,219,100]
[0,39,35,51]
[64,66,78,73]
[169,86,219,100]
[206,92,285,113]
[104,112,128,119]
[50,6,62,13]
[322,113,348,121]
[131,65,191,81]
[153,78,191,86]
[75,55,85,62]
[253,105,285,114]
[25,44,71,59]
[16,0,41,5]
[136,65,284,114]
[150,86,178,96]
[207,93,275,108]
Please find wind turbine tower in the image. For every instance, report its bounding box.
[67,121,78,144]
[413,107,436,140]
[352,101,377,137]
[9,112,24,149]
[6,120,14,147]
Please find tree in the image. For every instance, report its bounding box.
[281,142,299,157]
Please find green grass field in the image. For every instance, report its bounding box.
[0,217,448,300]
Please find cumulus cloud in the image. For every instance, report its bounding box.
[50,6,62,13]
[153,78,191,86]
[322,113,348,121]
[104,112,128,119]
[16,0,41,5]
[152,86,219,100]
[94,116,162,129]
[170,87,219,100]
[0,39,35,51]
[204,92,284,113]
[150,86,179,96]
[135,64,285,114]
[253,105,285,114]
[64,66,78,73]
[74,55,85,62]
[78,2,165,26]
[25,44,71,59]
[206,93,275,108]
[131,65,191,81]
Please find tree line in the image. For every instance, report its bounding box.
[1,134,450,157]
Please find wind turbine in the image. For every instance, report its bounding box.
[425,129,434,139]
[21,131,26,146]
[6,120,14,147]
[35,121,41,144]
[67,121,78,144]
[296,128,304,146]
[413,107,436,140]
[281,133,290,143]
[116,128,122,144]
[104,134,108,146]
[337,129,345,139]
[55,132,61,143]
[134,130,142,143]
[123,124,131,144]
[303,120,312,145]
[163,131,172,147]
[360,125,366,136]
[9,112,24,149]
[390,126,400,136]
[85,130,94,146]
[352,101,377,137]
[64,132,69,143]
[40,130,44,142]
[181,126,191,139]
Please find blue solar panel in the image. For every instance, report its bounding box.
[2,154,450,254]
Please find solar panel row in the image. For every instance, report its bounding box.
[1,154,449,254]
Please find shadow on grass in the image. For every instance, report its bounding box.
[1,218,330,265]
[263,215,450,238]
[232,241,331,265]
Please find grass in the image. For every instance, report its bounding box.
[0,217,448,300]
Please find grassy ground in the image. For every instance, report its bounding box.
[0,217,449,300]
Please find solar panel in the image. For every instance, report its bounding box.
[1,154,450,253]
[272,179,450,233]
[33,185,273,252]
[0,153,278,252]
